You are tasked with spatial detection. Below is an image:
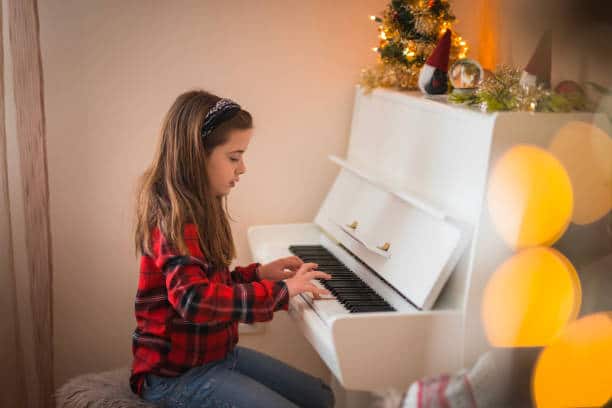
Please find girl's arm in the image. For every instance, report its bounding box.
[162,257,288,324]
[152,231,288,325]
[231,263,260,283]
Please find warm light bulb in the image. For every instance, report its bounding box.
[481,247,581,347]
[460,41,466,46]
[487,145,573,249]
[548,122,612,225]
[372,47,378,52]
[370,15,376,21]
[533,312,612,408]
[380,31,387,40]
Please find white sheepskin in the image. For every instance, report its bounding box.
[55,367,155,408]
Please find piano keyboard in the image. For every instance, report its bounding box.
[289,245,395,314]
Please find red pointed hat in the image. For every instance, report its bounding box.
[426,29,452,72]
[524,30,552,86]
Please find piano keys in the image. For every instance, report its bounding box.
[289,245,396,315]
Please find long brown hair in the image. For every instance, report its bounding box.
[134,90,252,269]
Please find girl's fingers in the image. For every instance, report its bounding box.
[284,256,303,270]
[307,271,332,281]
[298,262,318,274]
[305,283,330,297]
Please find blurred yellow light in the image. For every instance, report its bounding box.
[460,40,466,46]
[487,145,573,249]
[380,31,387,40]
[372,47,378,52]
[482,247,581,347]
[549,121,612,225]
[370,15,376,21]
[533,312,612,407]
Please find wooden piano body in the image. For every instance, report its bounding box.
[248,86,609,392]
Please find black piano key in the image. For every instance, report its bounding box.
[297,253,337,258]
[328,287,376,294]
[326,281,368,287]
[350,305,395,313]
[301,260,344,266]
[289,248,332,256]
[337,294,384,301]
[340,300,386,306]
[289,245,326,250]
[327,277,361,282]
[339,294,387,301]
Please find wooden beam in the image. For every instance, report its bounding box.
[7,0,54,405]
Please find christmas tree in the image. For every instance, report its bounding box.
[361,0,468,91]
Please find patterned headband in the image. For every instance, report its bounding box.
[201,98,242,140]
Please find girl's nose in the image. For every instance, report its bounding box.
[238,159,246,175]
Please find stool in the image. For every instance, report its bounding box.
[55,367,155,408]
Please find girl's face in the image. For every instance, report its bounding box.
[206,128,252,197]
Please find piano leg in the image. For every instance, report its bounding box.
[330,376,378,408]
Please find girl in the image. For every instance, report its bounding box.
[130,90,334,408]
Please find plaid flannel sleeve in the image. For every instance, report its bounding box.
[231,263,261,283]
[153,235,289,325]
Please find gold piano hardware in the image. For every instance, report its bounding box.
[377,242,391,252]
[347,220,359,230]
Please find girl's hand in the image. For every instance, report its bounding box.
[284,262,332,299]
[257,256,303,281]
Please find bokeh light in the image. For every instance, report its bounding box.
[549,121,612,225]
[533,312,612,408]
[487,145,574,249]
[482,247,581,347]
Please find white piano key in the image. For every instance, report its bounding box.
[300,280,350,325]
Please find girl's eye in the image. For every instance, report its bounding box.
[229,157,240,163]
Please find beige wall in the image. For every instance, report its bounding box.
[36,0,610,389]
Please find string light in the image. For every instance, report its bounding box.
[361,2,469,90]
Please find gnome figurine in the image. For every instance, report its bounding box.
[520,30,552,88]
[418,29,452,95]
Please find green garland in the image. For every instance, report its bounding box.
[449,66,588,113]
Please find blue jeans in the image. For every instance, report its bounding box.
[141,346,335,408]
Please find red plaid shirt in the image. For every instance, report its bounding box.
[130,224,289,395]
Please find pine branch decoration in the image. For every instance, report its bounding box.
[361,0,468,91]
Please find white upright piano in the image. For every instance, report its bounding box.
[248,86,609,393]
